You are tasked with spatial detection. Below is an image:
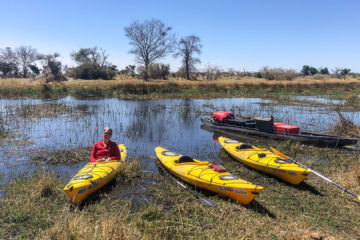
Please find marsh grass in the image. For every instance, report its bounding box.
[1,142,360,239]
[346,93,360,106]
[117,158,143,183]
[329,112,360,138]
[0,115,8,139]
[31,147,92,164]
[8,103,90,119]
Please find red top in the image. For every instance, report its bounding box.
[90,140,121,162]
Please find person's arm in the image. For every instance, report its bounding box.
[90,143,97,162]
[110,142,121,160]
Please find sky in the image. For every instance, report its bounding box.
[0,0,359,72]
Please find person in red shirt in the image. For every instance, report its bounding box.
[90,127,121,162]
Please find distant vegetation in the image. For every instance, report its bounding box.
[0,19,358,82]
[68,47,117,80]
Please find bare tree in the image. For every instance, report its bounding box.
[174,35,202,80]
[16,46,38,78]
[99,48,109,67]
[1,47,17,63]
[205,64,222,80]
[0,47,20,77]
[124,19,175,80]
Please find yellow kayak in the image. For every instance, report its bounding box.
[219,137,311,184]
[64,144,127,204]
[155,147,263,205]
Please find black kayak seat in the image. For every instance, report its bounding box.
[236,143,253,150]
[177,156,194,163]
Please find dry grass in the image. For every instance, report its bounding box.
[45,203,142,240]
[1,76,360,100]
[31,147,92,164]
[1,76,360,88]
[2,148,360,240]
[329,112,360,138]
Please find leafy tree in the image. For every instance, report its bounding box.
[63,65,70,74]
[309,67,318,75]
[319,67,329,74]
[301,65,318,75]
[301,65,310,75]
[71,47,109,67]
[159,64,170,80]
[16,46,38,77]
[120,65,136,76]
[0,47,20,77]
[0,62,16,78]
[108,65,118,72]
[341,68,351,76]
[174,35,202,80]
[124,19,175,80]
[38,53,64,81]
[335,68,351,79]
[70,47,115,80]
[69,63,116,80]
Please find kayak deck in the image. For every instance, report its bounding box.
[155,146,263,205]
[219,137,311,184]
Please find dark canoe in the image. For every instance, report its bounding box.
[201,118,358,148]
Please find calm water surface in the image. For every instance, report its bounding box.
[0,96,358,183]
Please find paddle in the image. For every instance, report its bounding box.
[157,164,218,207]
[270,147,360,201]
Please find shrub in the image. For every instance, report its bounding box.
[68,63,116,80]
[259,67,297,80]
[137,63,170,80]
[254,72,262,78]
[319,67,329,74]
[176,67,187,79]
[0,62,18,78]
[301,65,318,75]
[149,63,170,79]
[312,74,325,80]
[205,65,222,80]
[330,111,360,138]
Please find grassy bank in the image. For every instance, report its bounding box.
[1,142,360,239]
[0,76,360,100]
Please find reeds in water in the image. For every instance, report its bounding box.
[330,111,360,138]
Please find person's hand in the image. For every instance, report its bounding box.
[96,158,111,162]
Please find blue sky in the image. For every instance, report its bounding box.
[1,0,359,72]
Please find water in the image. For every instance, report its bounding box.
[0,96,359,183]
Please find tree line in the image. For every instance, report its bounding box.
[0,19,355,81]
[0,19,203,81]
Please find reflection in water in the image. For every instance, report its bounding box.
[0,96,359,182]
